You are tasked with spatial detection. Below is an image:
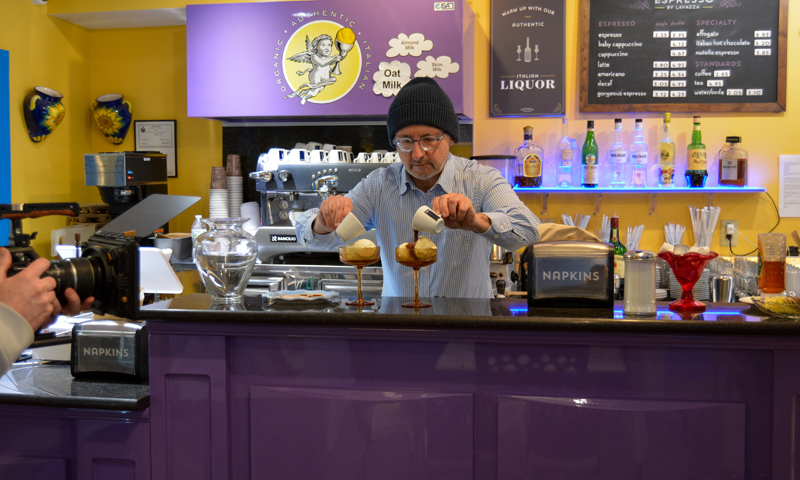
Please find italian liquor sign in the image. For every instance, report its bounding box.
[489,0,566,116]
[581,0,788,113]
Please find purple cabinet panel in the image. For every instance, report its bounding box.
[149,333,229,480]
[0,456,67,479]
[186,0,474,119]
[77,419,151,480]
[248,386,473,480]
[772,350,800,480]
[497,396,745,480]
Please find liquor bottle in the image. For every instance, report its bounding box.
[658,113,675,187]
[582,120,599,188]
[685,116,708,188]
[629,119,648,188]
[609,118,628,188]
[610,214,627,297]
[514,126,544,187]
[524,37,532,62]
[718,136,748,187]
[557,118,576,188]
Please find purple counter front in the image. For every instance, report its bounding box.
[141,295,800,480]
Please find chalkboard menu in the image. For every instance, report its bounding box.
[580,0,787,112]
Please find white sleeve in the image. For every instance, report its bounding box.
[0,302,34,376]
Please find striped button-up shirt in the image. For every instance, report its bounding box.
[295,154,541,298]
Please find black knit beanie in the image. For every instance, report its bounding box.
[386,77,460,144]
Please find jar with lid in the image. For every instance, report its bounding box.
[623,250,657,315]
[718,136,747,187]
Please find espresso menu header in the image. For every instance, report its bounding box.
[580,0,786,112]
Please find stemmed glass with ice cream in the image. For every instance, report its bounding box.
[394,206,444,309]
[339,239,380,306]
[336,213,380,306]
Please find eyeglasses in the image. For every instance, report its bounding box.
[393,133,447,153]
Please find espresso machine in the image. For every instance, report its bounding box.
[84,152,168,219]
[247,155,390,294]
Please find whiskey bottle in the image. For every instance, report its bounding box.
[718,136,748,187]
[582,121,599,188]
[514,126,544,187]
[685,116,708,188]
[658,113,675,187]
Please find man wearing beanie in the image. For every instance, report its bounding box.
[296,77,540,298]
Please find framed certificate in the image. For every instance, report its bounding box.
[134,120,177,177]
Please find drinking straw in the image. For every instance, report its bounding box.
[664,223,685,246]
[792,230,800,247]
[599,215,611,243]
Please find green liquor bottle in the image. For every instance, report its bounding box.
[582,120,599,188]
[611,215,627,280]
[685,115,708,187]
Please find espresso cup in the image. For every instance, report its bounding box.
[383,152,399,163]
[305,142,323,151]
[369,151,386,163]
[328,149,350,163]
[309,150,328,163]
[336,212,367,242]
[287,148,309,163]
[354,152,371,163]
[412,205,444,234]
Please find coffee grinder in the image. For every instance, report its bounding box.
[85,152,168,219]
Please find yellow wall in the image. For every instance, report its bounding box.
[3,0,799,257]
[0,2,95,255]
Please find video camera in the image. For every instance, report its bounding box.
[1,202,140,319]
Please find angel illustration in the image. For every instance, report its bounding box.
[284,34,346,104]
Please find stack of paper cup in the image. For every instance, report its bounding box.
[241,201,260,234]
[226,154,243,217]
[209,167,228,218]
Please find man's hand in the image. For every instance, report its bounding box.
[63,288,94,316]
[432,193,491,233]
[312,195,353,234]
[0,248,60,332]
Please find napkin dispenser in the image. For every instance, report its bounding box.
[70,320,148,381]
[525,241,614,308]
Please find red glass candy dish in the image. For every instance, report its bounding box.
[658,250,718,313]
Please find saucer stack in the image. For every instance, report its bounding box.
[209,166,228,218]
[668,268,711,301]
[226,154,243,217]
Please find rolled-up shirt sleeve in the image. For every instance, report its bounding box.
[295,208,341,250]
[0,303,34,376]
[476,168,540,250]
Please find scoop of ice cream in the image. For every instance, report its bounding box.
[396,242,413,263]
[351,238,377,260]
[414,237,437,262]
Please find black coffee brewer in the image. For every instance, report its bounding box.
[84,151,168,219]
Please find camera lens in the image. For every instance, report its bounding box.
[46,256,105,304]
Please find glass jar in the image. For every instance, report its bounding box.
[194,218,258,303]
[623,250,657,315]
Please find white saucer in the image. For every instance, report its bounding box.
[739,296,754,305]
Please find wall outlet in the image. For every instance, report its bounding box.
[720,219,738,247]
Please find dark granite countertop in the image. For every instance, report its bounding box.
[136,293,800,336]
[0,363,149,411]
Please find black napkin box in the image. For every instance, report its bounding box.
[525,241,614,308]
[70,320,148,381]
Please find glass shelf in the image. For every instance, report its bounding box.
[512,186,766,215]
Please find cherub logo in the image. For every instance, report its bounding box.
[283,21,361,105]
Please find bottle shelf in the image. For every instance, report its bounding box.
[513,186,766,216]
